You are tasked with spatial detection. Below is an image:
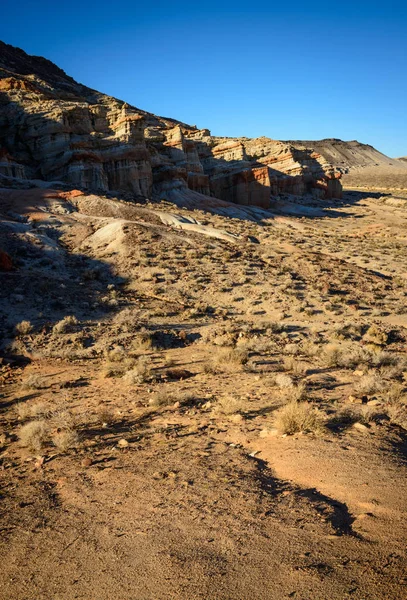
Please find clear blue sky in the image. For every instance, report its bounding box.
[1,1,406,156]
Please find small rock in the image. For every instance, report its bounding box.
[367,399,381,406]
[353,422,370,432]
[353,370,364,376]
[117,438,129,448]
[347,395,363,404]
[81,457,92,468]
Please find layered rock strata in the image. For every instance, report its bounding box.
[0,40,345,207]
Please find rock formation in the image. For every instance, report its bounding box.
[0,40,353,208]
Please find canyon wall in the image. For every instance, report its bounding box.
[0,40,344,207]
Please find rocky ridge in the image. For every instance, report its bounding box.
[0,41,346,208]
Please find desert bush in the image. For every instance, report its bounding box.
[19,419,49,451]
[17,401,50,420]
[149,390,174,408]
[122,357,152,384]
[53,315,78,334]
[204,346,248,374]
[14,320,33,336]
[20,373,46,391]
[279,383,307,403]
[387,405,407,430]
[371,351,399,368]
[283,356,307,375]
[212,394,246,415]
[339,345,372,369]
[384,383,407,405]
[363,324,389,346]
[354,372,385,396]
[106,346,126,362]
[323,344,343,367]
[131,330,153,354]
[275,373,294,389]
[267,322,286,334]
[52,429,79,452]
[274,401,325,435]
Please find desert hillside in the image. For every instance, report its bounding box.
[1,42,407,600]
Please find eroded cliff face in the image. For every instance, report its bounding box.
[0,41,343,206]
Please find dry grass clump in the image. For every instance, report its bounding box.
[52,429,79,451]
[17,400,50,421]
[283,356,307,375]
[384,383,407,405]
[53,315,78,334]
[387,405,407,430]
[204,346,248,374]
[14,320,33,336]
[212,394,246,415]
[149,390,174,408]
[323,344,343,367]
[130,330,153,354]
[279,383,307,403]
[274,401,325,435]
[363,324,389,346]
[275,373,294,389]
[354,372,385,396]
[18,401,80,453]
[113,307,140,332]
[101,347,137,378]
[106,346,126,362]
[18,420,49,452]
[20,373,47,391]
[122,357,152,384]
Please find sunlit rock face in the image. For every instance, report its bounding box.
[0,40,344,206]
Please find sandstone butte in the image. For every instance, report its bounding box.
[0,40,405,209]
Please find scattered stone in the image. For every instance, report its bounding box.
[81,457,93,468]
[353,422,370,432]
[117,438,129,448]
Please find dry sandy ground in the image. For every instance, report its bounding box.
[1,182,407,599]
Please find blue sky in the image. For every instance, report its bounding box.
[1,1,406,156]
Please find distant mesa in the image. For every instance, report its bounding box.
[1,40,406,208]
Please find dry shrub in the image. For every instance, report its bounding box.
[53,315,78,335]
[275,373,294,389]
[17,400,50,420]
[52,429,79,452]
[204,346,248,374]
[149,390,174,408]
[20,373,46,391]
[212,394,246,415]
[339,345,372,369]
[354,372,385,396]
[106,346,126,362]
[384,383,407,405]
[97,407,117,426]
[387,405,407,430]
[15,320,33,336]
[18,401,81,453]
[363,324,389,346]
[274,402,325,435]
[301,341,321,358]
[283,356,307,375]
[279,383,307,403]
[18,420,49,451]
[122,357,152,384]
[323,344,343,367]
[372,351,399,368]
[131,330,153,354]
